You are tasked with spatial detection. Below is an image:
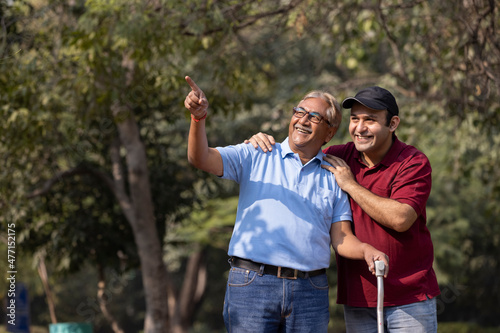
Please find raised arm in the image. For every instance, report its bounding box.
[184,76,223,176]
[330,221,389,277]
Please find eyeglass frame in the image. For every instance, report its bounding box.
[292,107,331,126]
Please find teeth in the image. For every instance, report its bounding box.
[296,127,311,134]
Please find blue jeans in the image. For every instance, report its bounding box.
[223,266,330,332]
[344,297,437,333]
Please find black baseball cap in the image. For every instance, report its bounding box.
[342,86,399,117]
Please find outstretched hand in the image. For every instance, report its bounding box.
[184,76,208,120]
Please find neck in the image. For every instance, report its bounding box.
[294,150,315,165]
[290,145,320,165]
[360,153,377,168]
[299,156,312,165]
[361,137,394,167]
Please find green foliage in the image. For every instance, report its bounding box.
[2,0,500,330]
[173,197,238,247]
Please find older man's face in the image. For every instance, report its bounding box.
[288,97,335,157]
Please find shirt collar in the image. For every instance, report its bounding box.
[281,137,324,164]
[281,137,294,158]
[379,135,404,167]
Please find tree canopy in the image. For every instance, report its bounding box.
[1,0,499,332]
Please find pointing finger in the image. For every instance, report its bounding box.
[185,76,208,107]
[185,76,202,94]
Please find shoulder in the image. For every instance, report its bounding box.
[389,141,432,181]
[396,140,430,165]
[323,142,354,156]
[217,142,283,160]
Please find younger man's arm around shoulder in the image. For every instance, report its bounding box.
[322,154,418,232]
[244,132,417,232]
[184,76,223,177]
[330,221,389,277]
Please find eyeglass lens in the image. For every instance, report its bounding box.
[293,107,324,124]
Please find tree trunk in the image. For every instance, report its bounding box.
[36,255,58,324]
[97,265,125,333]
[112,102,169,333]
[170,249,208,333]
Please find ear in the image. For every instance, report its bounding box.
[324,126,337,144]
[389,116,400,132]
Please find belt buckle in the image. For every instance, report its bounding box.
[277,266,298,280]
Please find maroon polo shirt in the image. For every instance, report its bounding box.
[323,137,440,307]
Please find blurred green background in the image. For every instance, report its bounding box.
[1,0,499,332]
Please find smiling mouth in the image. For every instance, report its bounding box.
[295,126,312,134]
[355,134,372,141]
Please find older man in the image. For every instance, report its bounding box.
[184,76,388,332]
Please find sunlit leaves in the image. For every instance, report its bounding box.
[2,0,500,327]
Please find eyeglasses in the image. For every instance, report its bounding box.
[292,107,331,126]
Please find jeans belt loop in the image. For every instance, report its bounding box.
[258,264,265,276]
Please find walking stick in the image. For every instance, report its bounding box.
[375,260,386,333]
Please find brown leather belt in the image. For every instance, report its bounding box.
[230,257,326,280]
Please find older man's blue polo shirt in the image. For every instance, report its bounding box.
[216,138,352,271]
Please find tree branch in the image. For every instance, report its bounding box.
[375,0,414,89]
[109,137,136,225]
[97,265,125,333]
[36,254,58,324]
[181,0,306,36]
[26,164,115,199]
[176,248,206,331]
[25,144,136,227]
